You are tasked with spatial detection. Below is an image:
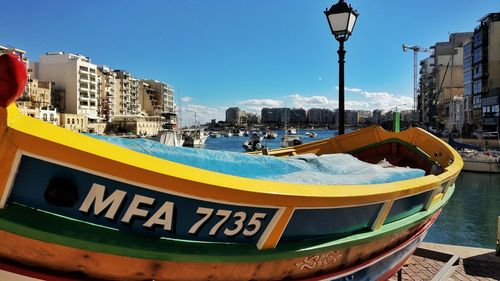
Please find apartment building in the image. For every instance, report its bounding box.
[141,80,175,114]
[418,57,435,124]
[307,108,334,125]
[97,66,118,121]
[462,39,474,133]
[34,52,99,119]
[290,108,306,125]
[471,13,500,133]
[114,70,140,115]
[226,107,242,124]
[418,33,471,129]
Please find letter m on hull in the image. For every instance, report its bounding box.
[79,184,126,220]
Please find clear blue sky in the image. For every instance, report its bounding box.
[1,0,498,124]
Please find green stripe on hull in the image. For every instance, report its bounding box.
[0,185,454,263]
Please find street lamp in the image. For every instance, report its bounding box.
[325,0,358,135]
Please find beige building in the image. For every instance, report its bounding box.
[114,70,140,115]
[108,116,162,137]
[34,52,99,119]
[420,32,471,129]
[17,79,54,109]
[97,66,118,121]
[140,80,177,126]
[60,113,88,133]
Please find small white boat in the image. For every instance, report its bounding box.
[242,133,264,152]
[281,128,302,148]
[232,129,244,137]
[158,129,184,147]
[209,132,220,138]
[264,130,278,139]
[182,128,208,147]
[460,149,500,173]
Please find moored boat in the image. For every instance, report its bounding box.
[459,149,500,173]
[281,127,303,147]
[242,132,264,152]
[0,53,463,280]
[448,136,500,173]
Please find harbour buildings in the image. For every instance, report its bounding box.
[418,12,500,135]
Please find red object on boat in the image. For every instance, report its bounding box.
[0,53,27,107]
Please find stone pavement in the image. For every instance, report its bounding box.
[389,243,500,281]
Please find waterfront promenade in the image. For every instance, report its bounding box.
[390,243,500,280]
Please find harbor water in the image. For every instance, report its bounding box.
[203,130,500,249]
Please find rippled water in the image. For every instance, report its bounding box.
[204,131,500,249]
[425,172,500,249]
[204,129,339,152]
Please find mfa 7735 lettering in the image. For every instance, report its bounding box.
[79,183,267,239]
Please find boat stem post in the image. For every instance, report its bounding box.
[496,216,500,256]
[393,111,401,132]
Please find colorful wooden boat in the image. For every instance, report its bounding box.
[0,53,463,280]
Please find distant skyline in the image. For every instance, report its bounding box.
[1,1,498,125]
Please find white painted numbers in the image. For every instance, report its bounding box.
[79,183,267,239]
[189,207,266,238]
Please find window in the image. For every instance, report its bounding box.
[43,113,47,121]
[463,56,472,70]
[473,65,483,79]
[464,70,472,83]
[50,114,54,121]
[473,80,482,94]
[473,48,482,63]
[473,95,482,109]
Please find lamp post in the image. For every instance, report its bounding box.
[325,0,358,135]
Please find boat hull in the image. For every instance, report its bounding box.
[462,159,500,173]
[0,203,443,281]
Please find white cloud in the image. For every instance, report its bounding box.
[288,94,336,109]
[286,87,413,111]
[180,96,193,103]
[238,99,283,112]
[345,87,363,93]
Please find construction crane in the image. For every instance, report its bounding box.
[402,44,428,113]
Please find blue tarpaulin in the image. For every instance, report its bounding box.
[87,135,425,185]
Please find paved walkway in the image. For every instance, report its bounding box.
[389,243,500,281]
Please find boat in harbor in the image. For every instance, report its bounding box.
[157,129,184,147]
[264,130,278,139]
[0,53,463,280]
[281,127,303,147]
[232,129,244,137]
[458,149,500,173]
[181,127,208,147]
[242,132,264,152]
[307,132,318,138]
[448,135,500,173]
